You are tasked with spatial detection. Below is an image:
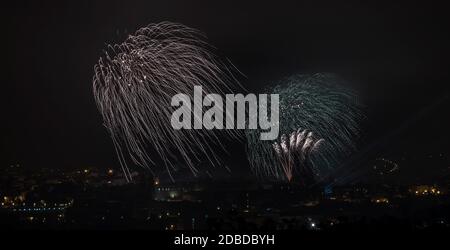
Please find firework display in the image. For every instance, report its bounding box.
[93,22,241,181]
[272,129,325,182]
[246,73,364,184]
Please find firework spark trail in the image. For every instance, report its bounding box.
[93,22,242,181]
[272,129,324,181]
[245,73,364,184]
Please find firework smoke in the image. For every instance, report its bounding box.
[245,73,364,184]
[93,22,241,181]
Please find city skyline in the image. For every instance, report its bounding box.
[1,1,450,242]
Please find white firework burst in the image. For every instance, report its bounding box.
[272,128,324,182]
[93,22,241,181]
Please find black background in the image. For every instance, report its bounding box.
[2,1,449,182]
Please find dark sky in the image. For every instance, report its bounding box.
[2,1,450,181]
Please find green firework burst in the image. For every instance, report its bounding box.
[245,73,364,184]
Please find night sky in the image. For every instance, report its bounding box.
[2,1,450,182]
